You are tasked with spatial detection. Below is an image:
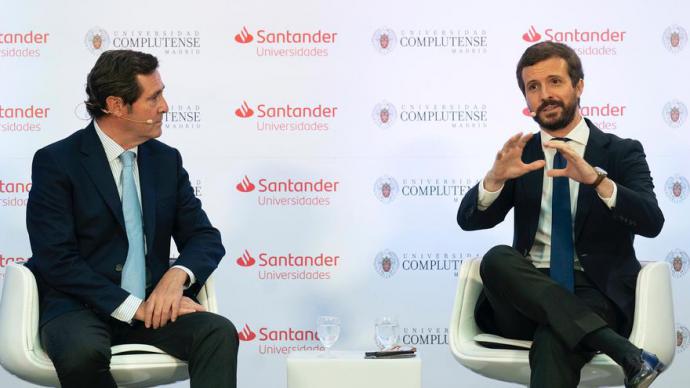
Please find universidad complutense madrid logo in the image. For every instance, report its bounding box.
[663,99,687,128]
[677,325,690,353]
[371,28,397,54]
[665,175,689,203]
[85,27,110,54]
[372,101,397,129]
[663,24,687,53]
[667,249,689,279]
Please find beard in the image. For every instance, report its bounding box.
[532,98,579,131]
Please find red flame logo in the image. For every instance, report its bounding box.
[235,100,254,118]
[238,324,257,341]
[236,250,256,267]
[234,26,254,44]
[236,175,256,192]
[522,26,542,42]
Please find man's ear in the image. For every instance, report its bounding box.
[104,96,125,116]
[575,78,584,98]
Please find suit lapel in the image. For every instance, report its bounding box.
[79,123,126,231]
[137,143,157,255]
[522,133,545,246]
[574,119,609,240]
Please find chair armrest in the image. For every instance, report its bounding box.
[628,261,675,367]
[0,264,41,371]
[449,258,484,357]
[197,272,218,313]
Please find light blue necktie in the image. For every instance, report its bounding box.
[550,137,575,292]
[119,151,146,299]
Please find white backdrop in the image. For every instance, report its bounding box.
[1,0,689,387]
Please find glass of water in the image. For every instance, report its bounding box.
[375,316,400,350]
[316,316,341,356]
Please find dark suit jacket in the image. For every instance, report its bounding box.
[457,119,664,336]
[26,122,225,327]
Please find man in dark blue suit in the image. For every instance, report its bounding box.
[26,50,238,387]
[457,42,665,387]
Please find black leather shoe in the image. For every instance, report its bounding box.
[624,350,666,388]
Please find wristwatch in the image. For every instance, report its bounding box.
[590,167,607,188]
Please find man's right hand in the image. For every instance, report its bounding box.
[484,132,545,191]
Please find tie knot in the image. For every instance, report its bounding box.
[552,137,571,143]
[119,151,135,167]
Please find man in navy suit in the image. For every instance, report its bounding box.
[26,50,238,387]
[457,42,665,387]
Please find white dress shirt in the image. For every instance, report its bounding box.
[477,118,617,270]
[94,120,195,323]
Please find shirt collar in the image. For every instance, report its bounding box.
[93,119,138,163]
[540,117,589,147]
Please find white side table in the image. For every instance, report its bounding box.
[287,351,422,388]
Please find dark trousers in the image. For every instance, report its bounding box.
[41,309,239,388]
[476,245,622,388]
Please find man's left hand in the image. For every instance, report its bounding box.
[144,267,188,329]
[544,140,598,184]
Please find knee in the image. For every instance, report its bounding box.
[198,313,240,351]
[51,342,111,376]
[480,245,517,281]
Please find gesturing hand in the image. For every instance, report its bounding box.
[544,140,597,184]
[484,132,546,191]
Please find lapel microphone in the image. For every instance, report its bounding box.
[101,109,157,125]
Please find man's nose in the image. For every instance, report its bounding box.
[159,97,169,113]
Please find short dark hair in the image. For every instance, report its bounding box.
[84,50,159,118]
[516,42,583,95]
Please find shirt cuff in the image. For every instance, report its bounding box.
[172,265,195,289]
[597,181,617,209]
[477,178,503,211]
[111,295,143,323]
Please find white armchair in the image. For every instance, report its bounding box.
[0,263,218,387]
[449,258,675,387]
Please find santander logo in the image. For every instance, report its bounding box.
[236,176,340,193]
[235,101,254,118]
[235,26,254,44]
[236,176,256,192]
[238,324,257,341]
[523,25,542,42]
[235,101,338,118]
[521,104,627,117]
[521,25,626,44]
[238,324,319,342]
[237,250,256,267]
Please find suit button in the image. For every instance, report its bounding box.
[115,264,123,272]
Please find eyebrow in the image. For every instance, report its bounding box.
[527,75,563,85]
[148,85,165,99]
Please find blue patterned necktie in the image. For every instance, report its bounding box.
[550,137,574,292]
[119,151,146,299]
